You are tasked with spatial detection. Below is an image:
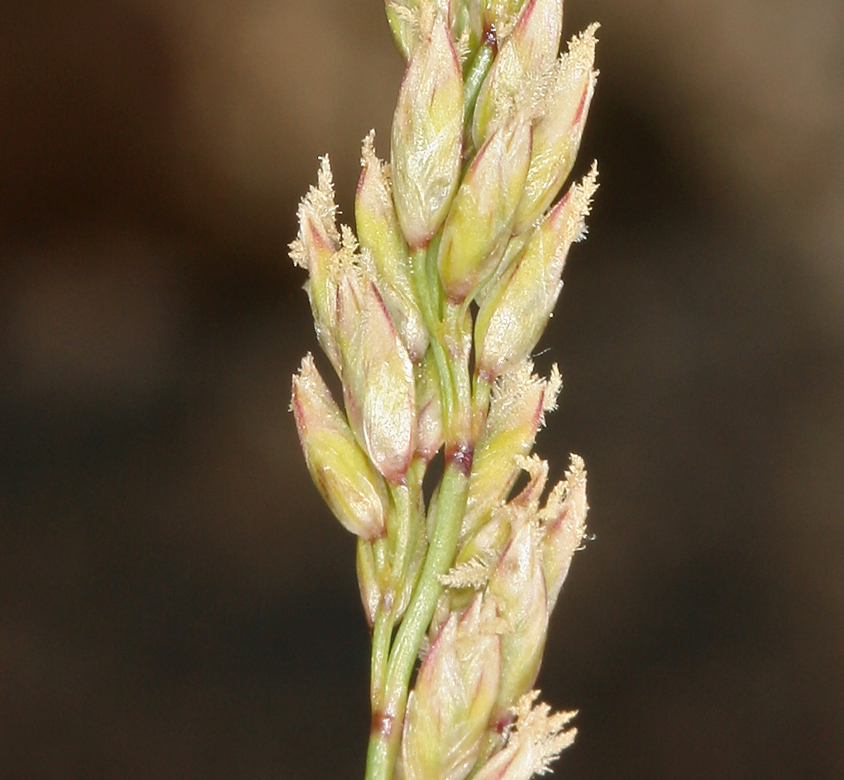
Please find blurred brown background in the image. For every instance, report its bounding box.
[1,0,842,778]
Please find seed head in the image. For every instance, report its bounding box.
[472,0,564,147]
[391,11,464,249]
[402,597,502,780]
[487,519,548,710]
[438,115,533,303]
[291,355,388,540]
[289,157,343,372]
[335,260,417,484]
[462,361,559,538]
[514,24,599,232]
[357,131,430,361]
[475,163,598,379]
[540,453,588,612]
[472,692,577,780]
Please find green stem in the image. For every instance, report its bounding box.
[370,605,394,709]
[369,535,392,707]
[462,41,495,156]
[443,301,473,431]
[364,459,470,780]
[366,244,473,780]
[387,482,412,597]
[394,460,428,619]
[411,245,457,437]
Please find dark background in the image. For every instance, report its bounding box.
[1,1,843,778]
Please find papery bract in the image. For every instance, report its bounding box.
[291,355,388,540]
[289,158,343,372]
[438,116,533,303]
[487,520,548,711]
[391,12,464,249]
[402,597,502,780]
[540,454,588,612]
[471,693,577,780]
[357,132,430,361]
[472,0,563,147]
[514,25,598,232]
[475,164,597,379]
[336,263,417,484]
[462,362,559,539]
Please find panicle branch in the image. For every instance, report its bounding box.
[288,2,599,779]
